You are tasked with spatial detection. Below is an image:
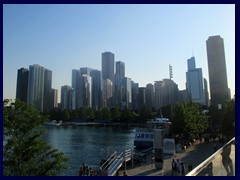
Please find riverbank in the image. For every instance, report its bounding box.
[46,121,145,128]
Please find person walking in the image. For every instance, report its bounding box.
[180,162,186,176]
[176,159,181,175]
[171,159,177,176]
[187,162,193,173]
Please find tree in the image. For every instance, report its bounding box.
[171,102,209,139]
[222,99,235,138]
[101,107,111,120]
[111,107,121,122]
[3,99,69,176]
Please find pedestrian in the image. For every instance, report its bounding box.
[171,159,177,176]
[123,171,128,176]
[176,159,181,175]
[79,167,84,176]
[187,163,193,173]
[180,162,186,176]
[116,171,120,176]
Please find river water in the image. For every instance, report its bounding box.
[43,125,136,176]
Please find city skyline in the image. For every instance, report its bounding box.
[3,4,235,102]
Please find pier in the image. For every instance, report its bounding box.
[116,138,235,176]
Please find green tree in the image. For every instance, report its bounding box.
[86,107,95,120]
[101,107,111,120]
[111,107,121,122]
[172,102,209,138]
[222,99,235,138]
[3,99,69,176]
[139,107,152,123]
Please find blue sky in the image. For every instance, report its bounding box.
[3,4,235,102]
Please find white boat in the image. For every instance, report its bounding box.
[146,117,172,125]
[134,128,154,148]
[134,117,171,149]
[45,120,62,126]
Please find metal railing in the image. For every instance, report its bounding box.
[186,137,235,176]
[100,148,134,176]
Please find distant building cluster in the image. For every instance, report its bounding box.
[16,35,231,112]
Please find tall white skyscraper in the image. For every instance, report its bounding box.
[27,64,45,112]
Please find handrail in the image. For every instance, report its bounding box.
[186,137,235,176]
[100,148,135,175]
[100,151,117,170]
[108,157,124,176]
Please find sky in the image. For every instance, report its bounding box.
[3,4,235,102]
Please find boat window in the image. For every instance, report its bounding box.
[145,134,149,138]
[141,134,144,138]
[135,133,141,138]
[150,134,153,139]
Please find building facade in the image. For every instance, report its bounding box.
[16,67,29,103]
[115,61,125,107]
[206,35,230,107]
[186,57,205,105]
[27,64,45,112]
[43,69,52,112]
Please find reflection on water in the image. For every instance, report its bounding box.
[43,126,136,176]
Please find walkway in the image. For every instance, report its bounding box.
[118,139,223,176]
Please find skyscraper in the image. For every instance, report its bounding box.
[115,61,125,107]
[131,81,139,110]
[154,81,163,110]
[43,68,52,112]
[102,52,115,107]
[138,87,146,109]
[146,83,154,110]
[102,52,115,82]
[79,74,92,108]
[27,64,45,112]
[206,35,230,107]
[16,67,29,102]
[186,57,205,105]
[121,77,132,109]
[61,85,72,110]
[90,70,102,110]
[203,78,209,107]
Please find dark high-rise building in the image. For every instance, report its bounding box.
[206,35,230,107]
[115,61,125,107]
[16,68,29,102]
[146,83,154,110]
[131,81,139,110]
[138,87,146,110]
[203,78,209,107]
[43,69,52,112]
[90,70,102,110]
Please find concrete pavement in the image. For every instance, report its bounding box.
[118,140,220,176]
